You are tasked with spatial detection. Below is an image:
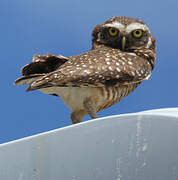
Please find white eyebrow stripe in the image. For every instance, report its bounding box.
[104,22,125,31]
[104,22,150,35]
[126,22,150,33]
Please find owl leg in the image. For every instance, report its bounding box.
[83,98,98,119]
[71,111,84,124]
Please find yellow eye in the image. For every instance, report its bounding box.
[132,29,143,38]
[108,27,119,36]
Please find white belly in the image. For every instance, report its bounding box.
[39,83,138,112]
[40,86,102,111]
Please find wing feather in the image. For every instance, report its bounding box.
[26,48,152,91]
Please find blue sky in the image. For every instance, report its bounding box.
[1,0,178,143]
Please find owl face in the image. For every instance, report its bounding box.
[92,16,154,52]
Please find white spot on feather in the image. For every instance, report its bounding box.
[131,71,135,76]
[54,74,59,78]
[116,67,121,72]
[127,52,137,56]
[83,69,90,74]
[70,70,74,74]
[109,66,113,70]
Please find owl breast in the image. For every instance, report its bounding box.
[96,83,139,111]
[40,83,139,113]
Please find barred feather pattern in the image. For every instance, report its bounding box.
[96,83,139,111]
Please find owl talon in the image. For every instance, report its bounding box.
[83,98,98,119]
[71,111,83,124]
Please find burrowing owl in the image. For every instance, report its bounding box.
[15,16,156,124]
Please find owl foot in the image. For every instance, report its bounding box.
[83,98,98,119]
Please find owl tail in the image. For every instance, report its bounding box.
[14,54,69,88]
[14,74,44,86]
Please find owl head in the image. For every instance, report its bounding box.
[92,16,155,52]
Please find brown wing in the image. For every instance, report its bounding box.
[14,54,69,86]
[26,47,153,91]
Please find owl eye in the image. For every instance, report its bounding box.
[132,29,143,38]
[108,27,119,36]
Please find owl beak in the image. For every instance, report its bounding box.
[121,36,126,51]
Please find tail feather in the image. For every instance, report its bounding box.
[14,74,44,86]
[14,54,69,90]
[21,54,68,76]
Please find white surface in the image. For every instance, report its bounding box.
[0,108,178,180]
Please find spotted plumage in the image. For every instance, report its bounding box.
[15,16,156,124]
